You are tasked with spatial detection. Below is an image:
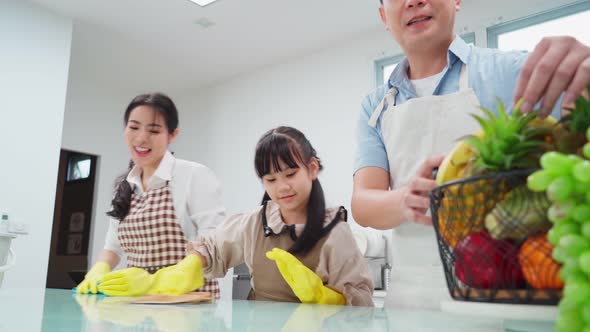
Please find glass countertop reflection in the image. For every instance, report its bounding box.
[0,288,556,332]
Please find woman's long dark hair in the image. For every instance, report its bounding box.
[106,92,179,221]
[254,126,329,255]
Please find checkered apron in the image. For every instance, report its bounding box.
[118,184,220,298]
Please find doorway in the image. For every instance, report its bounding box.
[46,149,98,288]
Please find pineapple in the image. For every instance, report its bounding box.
[435,99,556,247]
[464,100,553,174]
[557,85,590,155]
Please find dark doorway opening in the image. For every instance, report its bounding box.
[46,149,98,288]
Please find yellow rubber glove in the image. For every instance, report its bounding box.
[148,255,205,295]
[98,267,155,297]
[77,262,110,294]
[266,248,346,305]
[98,255,204,297]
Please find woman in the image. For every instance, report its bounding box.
[76,92,226,298]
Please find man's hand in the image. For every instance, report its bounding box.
[398,155,445,226]
[514,36,590,117]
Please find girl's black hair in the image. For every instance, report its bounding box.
[254,126,330,255]
[106,92,179,221]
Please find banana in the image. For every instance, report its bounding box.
[436,130,483,185]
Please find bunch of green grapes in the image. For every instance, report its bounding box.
[527,128,590,332]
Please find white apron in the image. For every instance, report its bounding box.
[368,64,481,310]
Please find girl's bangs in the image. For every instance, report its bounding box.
[255,134,305,177]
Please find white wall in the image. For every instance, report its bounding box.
[174,32,389,219]
[0,0,72,291]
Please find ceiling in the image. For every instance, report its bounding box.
[29,0,382,94]
[28,0,580,95]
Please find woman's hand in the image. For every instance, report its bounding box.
[76,262,110,294]
[98,267,154,297]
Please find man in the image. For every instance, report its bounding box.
[352,0,590,309]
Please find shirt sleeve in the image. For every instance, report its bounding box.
[191,212,252,279]
[316,223,375,306]
[187,165,227,236]
[354,94,390,174]
[103,217,124,257]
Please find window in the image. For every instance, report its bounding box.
[488,1,590,51]
[66,153,92,181]
[375,54,405,87]
[375,32,476,86]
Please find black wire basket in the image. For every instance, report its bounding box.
[430,169,563,305]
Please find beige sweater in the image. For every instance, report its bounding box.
[191,201,374,306]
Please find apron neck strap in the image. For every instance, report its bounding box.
[458,63,468,91]
[368,87,398,128]
[368,63,468,128]
[261,201,297,241]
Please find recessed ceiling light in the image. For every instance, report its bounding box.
[187,0,219,7]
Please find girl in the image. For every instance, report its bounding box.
[99,126,374,306]
[76,92,226,298]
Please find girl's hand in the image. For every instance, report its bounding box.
[148,255,204,295]
[266,248,346,305]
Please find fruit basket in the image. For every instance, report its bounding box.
[429,88,590,314]
[431,169,562,305]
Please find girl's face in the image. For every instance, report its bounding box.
[124,105,178,171]
[262,158,319,216]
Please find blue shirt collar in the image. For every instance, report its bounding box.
[387,35,471,91]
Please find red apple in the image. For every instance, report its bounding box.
[454,232,524,288]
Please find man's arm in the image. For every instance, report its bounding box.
[352,167,405,230]
[352,157,442,230]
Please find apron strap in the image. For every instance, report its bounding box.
[369,64,467,128]
[368,87,398,128]
[261,201,297,241]
[458,63,469,91]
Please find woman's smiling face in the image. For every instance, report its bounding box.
[124,105,177,170]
